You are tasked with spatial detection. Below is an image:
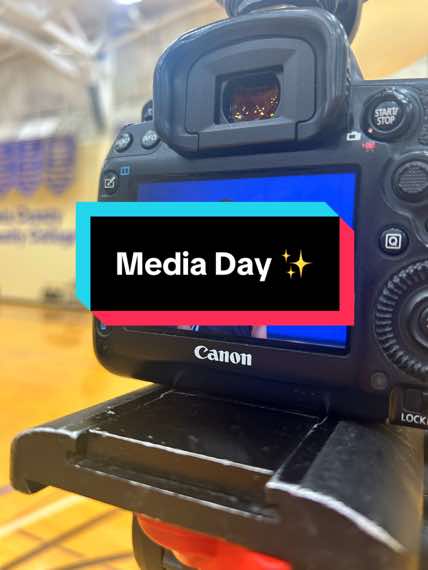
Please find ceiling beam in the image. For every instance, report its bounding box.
[0,20,82,79]
[109,0,215,50]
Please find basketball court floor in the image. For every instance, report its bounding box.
[0,304,145,569]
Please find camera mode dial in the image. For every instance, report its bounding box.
[363,88,416,141]
[375,261,428,382]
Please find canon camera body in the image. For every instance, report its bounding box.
[95,6,428,428]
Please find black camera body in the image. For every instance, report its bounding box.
[95,7,428,428]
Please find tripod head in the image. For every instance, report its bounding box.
[217,0,367,42]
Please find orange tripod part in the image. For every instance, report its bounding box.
[137,514,292,570]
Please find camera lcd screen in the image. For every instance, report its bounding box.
[138,171,356,349]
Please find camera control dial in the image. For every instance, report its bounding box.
[375,261,428,382]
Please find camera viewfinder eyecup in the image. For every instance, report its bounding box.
[153,8,351,155]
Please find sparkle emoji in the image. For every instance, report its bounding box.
[291,250,312,278]
[282,250,291,263]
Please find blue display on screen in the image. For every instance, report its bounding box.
[138,171,356,349]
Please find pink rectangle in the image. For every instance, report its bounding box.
[94,310,354,327]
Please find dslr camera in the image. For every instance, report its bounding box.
[95,0,428,429]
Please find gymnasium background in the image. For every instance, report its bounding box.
[0,0,427,568]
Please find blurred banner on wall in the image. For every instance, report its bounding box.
[0,136,106,304]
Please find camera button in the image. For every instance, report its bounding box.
[363,88,415,140]
[371,100,403,133]
[408,298,428,349]
[141,129,160,149]
[419,307,428,340]
[102,170,119,194]
[379,227,409,255]
[393,161,428,201]
[114,132,133,153]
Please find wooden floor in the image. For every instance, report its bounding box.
[0,304,147,569]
